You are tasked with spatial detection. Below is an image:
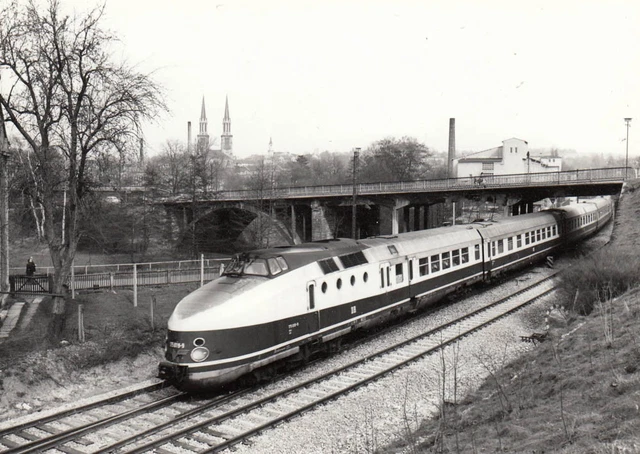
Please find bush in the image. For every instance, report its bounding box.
[558,247,640,314]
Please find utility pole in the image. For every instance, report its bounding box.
[0,110,10,298]
[624,118,632,179]
[351,148,360,240]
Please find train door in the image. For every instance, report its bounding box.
[379,262,391,293]
[305,281,320,334]
[476,232,491,281]
[407,257,415,298]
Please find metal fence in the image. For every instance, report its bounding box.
[9,258,230,293]
[10,258,228,278]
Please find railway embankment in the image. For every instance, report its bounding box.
[382,181,640,453]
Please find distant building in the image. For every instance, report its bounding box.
[221,96,233,156]
[196,97,209,153]
[192,95,234,159]
[454,138,562,178]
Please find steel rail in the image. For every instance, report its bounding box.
[1,383,183,454]
[122,275,558,454]
[0,381,166,438]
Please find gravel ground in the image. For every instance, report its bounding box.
[226,271,556,454]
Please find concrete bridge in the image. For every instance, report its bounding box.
[159,167,628,250]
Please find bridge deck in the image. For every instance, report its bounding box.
[162,167,628,204]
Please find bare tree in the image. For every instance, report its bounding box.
[0,0,165,339]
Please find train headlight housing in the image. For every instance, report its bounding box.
[190,347,210,362]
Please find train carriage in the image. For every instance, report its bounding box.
[477,211,562,278]
[159,197,613,390]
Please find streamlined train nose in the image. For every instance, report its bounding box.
[168,276,263,329]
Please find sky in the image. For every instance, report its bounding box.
[64,0,638,159]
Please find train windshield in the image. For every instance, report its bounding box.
[223,256,270,277]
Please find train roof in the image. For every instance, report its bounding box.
[247,238,369,271]
[473,211,559,238]
[360,224,481,259]
[233,199,612,275]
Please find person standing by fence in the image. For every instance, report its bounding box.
[26,257,36,276]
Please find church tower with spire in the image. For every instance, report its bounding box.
[221,95,233,155]
[197,96,210,152]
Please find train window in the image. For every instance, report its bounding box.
[498,240,504,254]
[322,282,328,293]
[452,250,460,266]
[541,229,546,240]
[552,226,557,236]
[276,256,289,271]
[224,256,270,277]
[431,255,440,273]
[461,247,469,264]
[517,235,522,248]
[442,252,451,270]
[318,258,339,274]
[419,257,429,276]
[387,268,391,287]
[525,232,530,245]
[536,230,541,242]
[363,272,368,283]
[267,258,282,275]
[395,264,403,283]
[337,278,342,289]
[507,237,513,251]
[409,260,413,281]
[491,242,496,256]
[350,275,356,286]
[243,259,269,276]
[474,244,480,260]
[339,251,368,268]
[380,269,385,288]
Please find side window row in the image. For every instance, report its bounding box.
[321,272,369,294]
[417,246,471,277]
[493,225,558,254]
[570,213,596,230]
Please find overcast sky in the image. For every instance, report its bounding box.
[67,0,638,159]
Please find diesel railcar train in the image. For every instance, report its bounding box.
[159,198,613,390]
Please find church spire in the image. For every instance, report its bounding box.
[199,96,207,134]
[197,96,209,152]
[221,95,233,155]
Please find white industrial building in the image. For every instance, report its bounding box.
[454,138,562,179]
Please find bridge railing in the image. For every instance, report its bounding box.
[195,167,629,202]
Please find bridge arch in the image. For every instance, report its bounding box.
[168,203,300,254]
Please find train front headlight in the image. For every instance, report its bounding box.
[190,347,210,362]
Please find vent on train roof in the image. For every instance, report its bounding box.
[338,251,368,268]
[318,258,340,274]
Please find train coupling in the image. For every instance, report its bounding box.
[158,361,189,384]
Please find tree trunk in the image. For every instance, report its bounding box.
[48,296,67,342]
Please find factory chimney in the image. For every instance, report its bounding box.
[187,121,192,153]
[447,118,456,178]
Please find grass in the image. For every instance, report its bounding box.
[0,284,197,380]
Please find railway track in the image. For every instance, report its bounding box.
[0,273,559,453]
